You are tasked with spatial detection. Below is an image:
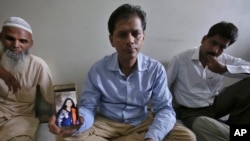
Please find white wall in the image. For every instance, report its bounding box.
[1,0,250,93]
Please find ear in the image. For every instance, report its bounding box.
[109,34,115,47]
[201,35,207,44]
[142,31,145,41]
[27,39,34,50]
[30,39,34,47]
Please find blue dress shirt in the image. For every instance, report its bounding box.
[77,52,176,141]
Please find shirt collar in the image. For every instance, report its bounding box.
[191,47,200,61]
[137,53,148,71]
[108,53,148,72]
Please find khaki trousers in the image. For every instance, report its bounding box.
[7,136,33,141]
[57,113,195,141]
[0,116,38,141]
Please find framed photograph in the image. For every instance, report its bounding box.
[53,83,81,129]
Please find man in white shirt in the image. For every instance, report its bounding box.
[167,21,250,141]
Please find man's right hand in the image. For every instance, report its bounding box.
[48,115,62,135]
[0,66,21,93]
[206,55,227,74]
[48,115,84,136]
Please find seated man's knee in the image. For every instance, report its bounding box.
[192,116,224,132]
[192,116,229,140]
[192,116,210,131]
[9,136,33,141]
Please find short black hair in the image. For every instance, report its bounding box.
[108,3,146,35]
[207,21,238,46]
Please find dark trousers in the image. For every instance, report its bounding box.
[176,77,250,129]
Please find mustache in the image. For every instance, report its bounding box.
[206,52,217,57]
[126,45,137,49]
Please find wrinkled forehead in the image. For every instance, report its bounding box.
[1,26,32,39]
[114,16,143,31]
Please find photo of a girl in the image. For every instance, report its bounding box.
[56,98,78,127]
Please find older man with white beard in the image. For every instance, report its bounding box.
[0,17,54,141]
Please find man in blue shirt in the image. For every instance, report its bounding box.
[49,3,195,141]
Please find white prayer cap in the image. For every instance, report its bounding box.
[2,17,32,34]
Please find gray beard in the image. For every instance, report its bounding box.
[0,45,30,74]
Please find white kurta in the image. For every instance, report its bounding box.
[0,54,54,140]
